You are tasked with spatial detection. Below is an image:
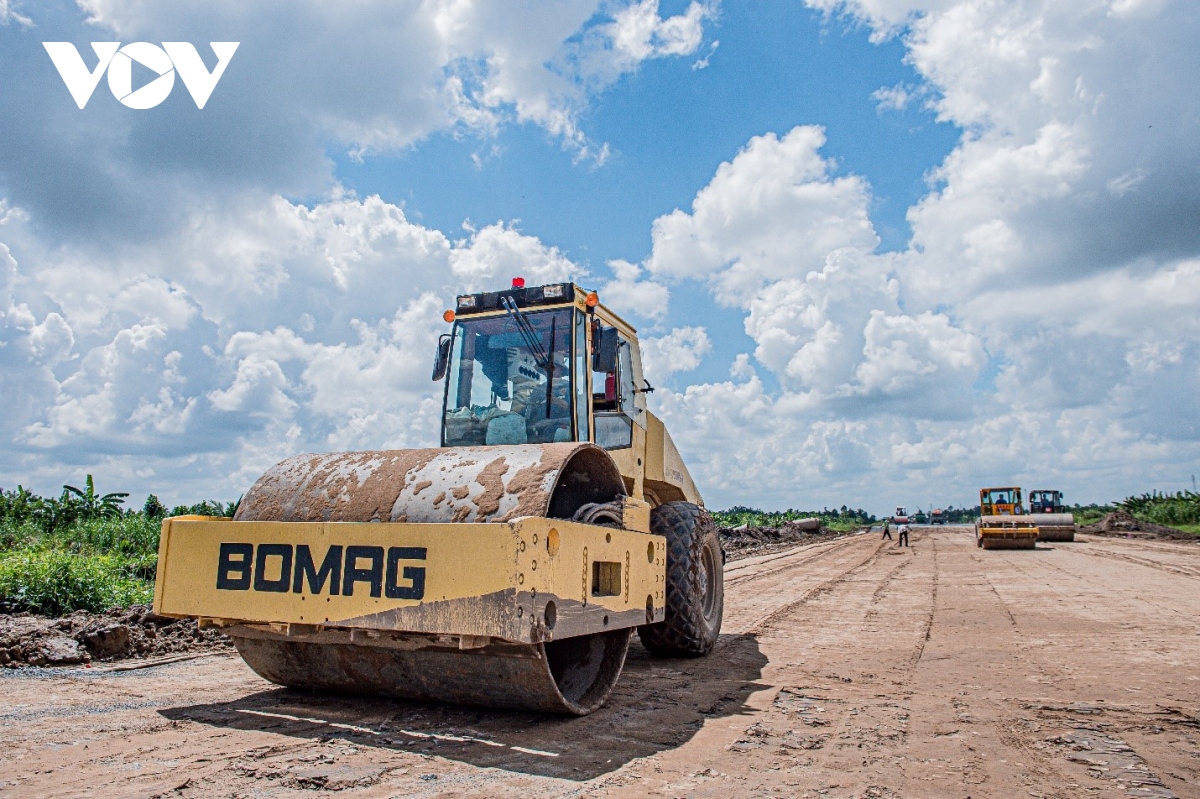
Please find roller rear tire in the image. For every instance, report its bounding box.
[637,502,723,657]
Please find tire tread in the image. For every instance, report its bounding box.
[637,502,723,657]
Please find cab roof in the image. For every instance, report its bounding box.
[453,281,636,334]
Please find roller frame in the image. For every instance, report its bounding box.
[976,516,1039,550]
[153,516,666,645]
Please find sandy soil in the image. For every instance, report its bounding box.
[2,527,1198,798]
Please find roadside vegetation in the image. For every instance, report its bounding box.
[711,505,876,531]
[1117,491,1200,534]
[0,478,237,616]
[1069,503,1118,525]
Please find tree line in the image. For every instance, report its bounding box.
[1,476,238,535]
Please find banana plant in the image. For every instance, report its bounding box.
[62,474,129,520]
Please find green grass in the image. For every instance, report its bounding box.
[0,549,155,615]
[1072,507,1113,526]
[821,518,867,532]
[0,514,163,615]
[0,481,240,616]
[0,515,161,556]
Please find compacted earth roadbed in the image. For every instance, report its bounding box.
[3,527,1200,798]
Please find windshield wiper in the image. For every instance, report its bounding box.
[500,296,557,420]
[500,296,549,370]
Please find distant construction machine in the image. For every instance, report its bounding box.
[1028,489,1076,542]
[975,487,1039,550]
[152,279,722,716]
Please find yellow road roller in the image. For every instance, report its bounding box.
[975,486,1039,550]
[153,280,722,715]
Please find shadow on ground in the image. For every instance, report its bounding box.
[160,633,768,780]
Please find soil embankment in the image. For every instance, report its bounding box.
[0,604,231,668]
[1078,510,1198,540]
[719,519,861,560]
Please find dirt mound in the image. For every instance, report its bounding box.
[0,604,232,668]
[720,520,858,561]
[1077,511,1196,541]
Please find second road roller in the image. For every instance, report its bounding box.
[152,279,722,715]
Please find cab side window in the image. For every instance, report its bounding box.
[617,337,637,418]
[593,332,635,450]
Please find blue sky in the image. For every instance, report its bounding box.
[334,3,955,259]
[1,0,1199,514]
[331,2,960,389]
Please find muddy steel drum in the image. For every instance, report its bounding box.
[228,442,634,715]
[976,516,1039,550]
[1029,512,1076,542]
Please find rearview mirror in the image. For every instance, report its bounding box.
[592,325,619,373]
[432,334,452,381]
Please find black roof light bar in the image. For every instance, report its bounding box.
[456,281,573,316]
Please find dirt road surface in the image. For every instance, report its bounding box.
[4,527,1199,798]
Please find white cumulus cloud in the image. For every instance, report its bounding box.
[641,0,1200,508]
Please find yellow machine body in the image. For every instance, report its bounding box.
[154,515,665,644]
[151,282,714,715]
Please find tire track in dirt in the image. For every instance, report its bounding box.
[723,533,870,588]
[862,554,913,621]
[724,532,937,791]
[949,536,1197,797]
[908,534,938,673]
[742,537,888,636]
[969,551,1021,631]
[912,533,1094,795]
[995,544,1196,622]
[595,536,922,799]
[1069,546,1200,580]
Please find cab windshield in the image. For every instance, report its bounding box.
[984,489,1021,506]
[442,308,574,446]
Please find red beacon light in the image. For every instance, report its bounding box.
[511,277,526,288]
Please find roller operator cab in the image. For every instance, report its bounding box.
[153,280,722,716]
[435,280,703,507]
[1029,490,1065,514]
[980,487,1024,516]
